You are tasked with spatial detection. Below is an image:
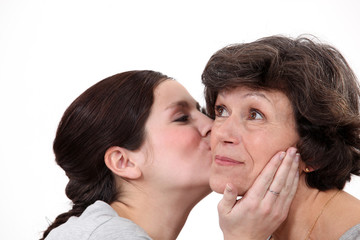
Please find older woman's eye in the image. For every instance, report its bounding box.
[215,105,229,117]
[248,109,264,120]
[174,115,189,122]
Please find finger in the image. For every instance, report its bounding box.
[218,183,238,215]
[263,147,297,204]
[281,153,300,195]
[267,147,297,193]
[276,171,299,221]
[281,156,300,213]
[245,151,285,200]
[270,153,300,216]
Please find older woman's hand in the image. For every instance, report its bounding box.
[218,147,300,240]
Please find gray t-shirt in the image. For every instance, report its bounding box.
[46,201,152,240]
[340,224,360,240]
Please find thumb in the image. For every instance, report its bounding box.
[218,183,238,215]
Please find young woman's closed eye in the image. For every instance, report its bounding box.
[174,114,189,122]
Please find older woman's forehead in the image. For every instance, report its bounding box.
[218,86,280,100]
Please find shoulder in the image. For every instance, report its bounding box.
[339,224,360,240]
[316,191,360,239]
[46,201,152,240]
[330,192,360,239]
[333,192,360,225]
[89,216,152,240]
[88,201,151,239]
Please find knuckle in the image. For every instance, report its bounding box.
[290,190,296,198]
[272,209,287,223]
[260,174,272,185]
[245,199,259,212]
[282,183,291,193]
[277,177,285,184]
[261,204,272,216]
[273,210,282,220]
[278,212,287,222]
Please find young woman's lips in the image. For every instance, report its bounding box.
[214,155,244,166]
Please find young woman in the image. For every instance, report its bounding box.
[202,35,360,239]
[41,70,299,240]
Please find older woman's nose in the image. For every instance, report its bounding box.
[213,117,240,145]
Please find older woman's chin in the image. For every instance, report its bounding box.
[209,181,226,194]
[209,178,248,196]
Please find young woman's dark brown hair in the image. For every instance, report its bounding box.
[42,70,167,239]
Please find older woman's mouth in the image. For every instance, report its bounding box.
[214,155,244,166]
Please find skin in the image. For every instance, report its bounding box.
[274,177,360,239]
[140,80,213,194]
[210,86,360,240]
[218,147,300,240]
[105,81,300,240]
[210,86,299,195]
[106,79,213,239]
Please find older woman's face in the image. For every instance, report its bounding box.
[210,87,299,195]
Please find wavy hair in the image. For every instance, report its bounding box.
[202,36,360,191]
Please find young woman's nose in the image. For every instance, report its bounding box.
[199,113,213,137]
[213,117,240,145]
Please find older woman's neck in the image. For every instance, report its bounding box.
[111,183,211,240]
[272,174,338,240]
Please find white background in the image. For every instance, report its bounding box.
[1,1,360,239]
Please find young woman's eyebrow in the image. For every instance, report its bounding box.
[165,101,199,110]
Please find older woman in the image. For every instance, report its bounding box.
[202,36,360,239]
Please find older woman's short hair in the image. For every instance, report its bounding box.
[202,35,360,191]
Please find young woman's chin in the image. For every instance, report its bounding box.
[179,183,212,201]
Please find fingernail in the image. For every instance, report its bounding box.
[295,153,300,162]
[279,152,286,161]
[226,184,232,192]
[290,148,297,156]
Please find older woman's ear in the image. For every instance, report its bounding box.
[104,146,142,179]
[299,160,315,173]
[303,166,315,173]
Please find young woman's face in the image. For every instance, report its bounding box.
[139,80,213,193]
[210,87,299,195]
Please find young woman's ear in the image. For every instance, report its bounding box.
[104,146,142,179]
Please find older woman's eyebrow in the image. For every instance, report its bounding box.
[218,91,271,103]
[242,92,271,103]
